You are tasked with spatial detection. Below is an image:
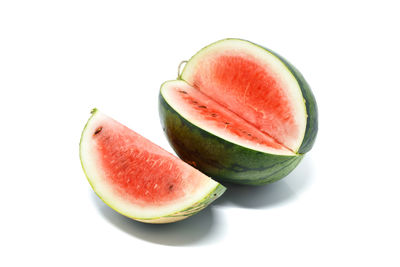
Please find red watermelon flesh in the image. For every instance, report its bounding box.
[162,80,294,155]
[80,109,224,222]
[94,121,187,205]
[181,41,308,152]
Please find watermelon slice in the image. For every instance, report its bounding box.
[79,109,226,223]
[159,39,318,185]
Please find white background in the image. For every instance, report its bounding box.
[1,1,399,266]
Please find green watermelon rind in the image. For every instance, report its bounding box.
[159,93,304,185]
[79,108,226,224]
[180,38,318,154]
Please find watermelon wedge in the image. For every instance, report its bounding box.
[159,39,318,185]
[79,109,226,223]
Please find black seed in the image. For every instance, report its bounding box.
[211,113,217,117]
[225,122,230,125]
[213,194,217,197]
[192,100,198,104]
[169,184,174,191]
[179,90,187,94]
[198,105,207,109]
[248,133,251,136]
[94,126,103,135]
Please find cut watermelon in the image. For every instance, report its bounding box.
[80,109,225,223]
[159,39,318,185]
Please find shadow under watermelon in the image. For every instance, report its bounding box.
[90,156,314,244]
[91,192,226,246]
[213,156,315,209]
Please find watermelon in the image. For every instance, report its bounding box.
[79,109,226,223]
[159,39,318,185]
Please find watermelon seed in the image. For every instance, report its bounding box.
[179,90,187,94]
[187,160,197,167]
[169,184,174,191]
[94,126,103,136]
[192,100,198,104]
[225,122,230,125]
[198,105,207,109]
[211,113,217,117]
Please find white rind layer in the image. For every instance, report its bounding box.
[79,110,222,222]
[181,39,307,152]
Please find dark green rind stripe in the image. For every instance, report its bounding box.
[222,155,303,185]
[159,94,302,185]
